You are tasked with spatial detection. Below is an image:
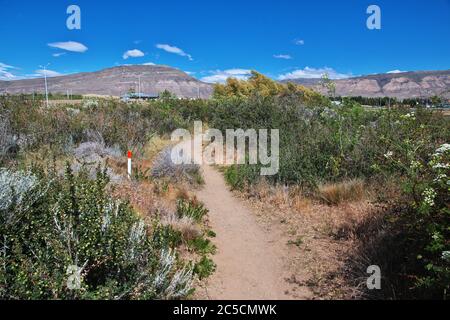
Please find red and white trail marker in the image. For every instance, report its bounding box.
[127,151,132,179]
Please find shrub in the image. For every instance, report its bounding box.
[398,143,449,297]
[0,165,194,300]
[194,256,216,280]
[188,237,217,255]
[224,165,260,191]
[151,147,201,183]
[161,212,201,243]
[0,113,19,159]
[176,199,208,223]
[344,142,449,300]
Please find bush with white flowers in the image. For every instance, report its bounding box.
[413,144,449,295]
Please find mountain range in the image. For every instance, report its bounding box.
[284,70,450,99]
[1,65,449,100]
[0,65,213,99]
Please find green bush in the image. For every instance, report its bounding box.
[194,256,216,280]
[188,237,217,255]
[381,142,450,298]
[176,199,208,223]
[223,165,259,190]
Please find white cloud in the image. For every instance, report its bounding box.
[0,63,64,80]
[387,69,407,74]
[273,54,293,60]
[0,62,15,69]
[35,69,62,77]
[123,49,145,60]
[48,41,88,53]
[0,62,18,80]
[142,62,155,65]
[52,52,66,57]
[294,39,305,45]
[200,69,252,83]
[156,44,193,61]
[278,67,352,80]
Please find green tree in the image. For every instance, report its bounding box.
[159,90,177,100]
[320,73,336,98]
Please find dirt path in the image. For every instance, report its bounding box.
[195,165,310,300]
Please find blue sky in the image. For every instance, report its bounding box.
[1,0,449,82]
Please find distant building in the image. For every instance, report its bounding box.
[120,93,159,102]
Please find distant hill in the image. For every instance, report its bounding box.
[282,70,450,99]
[0,65,213,99]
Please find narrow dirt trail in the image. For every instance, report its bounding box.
[195,165,307,300]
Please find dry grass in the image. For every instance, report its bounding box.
[144,136,173,162]
[317,201,377,239]
[236,178,387,299]
[317,179,366,205]
[111,181,158,217]
[249,179,311,211]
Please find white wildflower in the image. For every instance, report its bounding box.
[433,173,448,183]
[422,187,437,207]
[82,99,99,109]
[442,251,450,262]
[435,144,450,155]
[432,163,450,170]
[400,112,416,121]
[410,160,422,170]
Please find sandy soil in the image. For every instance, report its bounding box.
[194,165,312,300]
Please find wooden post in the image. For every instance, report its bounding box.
[127,151,132,180]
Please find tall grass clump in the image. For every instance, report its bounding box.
[317,179,365,205]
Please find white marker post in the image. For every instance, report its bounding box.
[127,151,132,180]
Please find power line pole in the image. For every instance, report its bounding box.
[39,64,50,108]
[138,75,142,99]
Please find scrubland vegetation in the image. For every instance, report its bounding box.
[0,95,212,299]
[0,71,449,299]
[212,73,449,299]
